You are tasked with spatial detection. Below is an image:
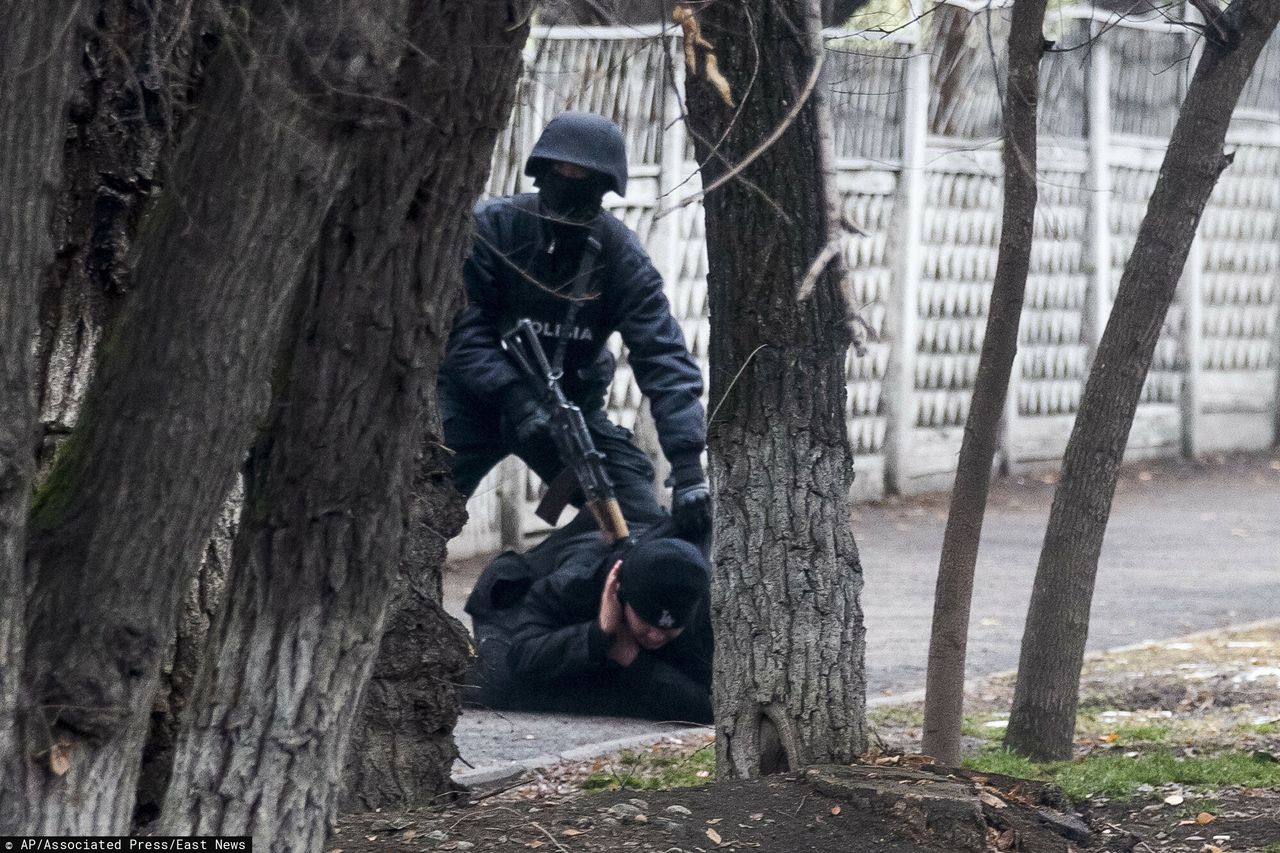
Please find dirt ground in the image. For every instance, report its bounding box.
[332,622,1280,853]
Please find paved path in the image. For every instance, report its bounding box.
[446,453,1280,776]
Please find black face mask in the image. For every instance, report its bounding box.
[537,171,608,222]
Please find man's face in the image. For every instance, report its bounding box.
[622,603,684,651]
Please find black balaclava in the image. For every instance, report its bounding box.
[616,538,710,630]
[535,169,610,223]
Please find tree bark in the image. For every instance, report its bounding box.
[36,0,214,469]
[0,1,89,833]
[921,0,1048,767]
[11,0,392,829]
[341,448,470,811]
[684,0,866,779]
[1004,0,1280,761]
[160,4,531,845]
[22,4,217,827]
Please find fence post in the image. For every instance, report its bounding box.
[1180,5,1206,458]
[1083,23,1112,357]
[883,38,930,494]
[1181,238,1205,458]
[497,457,526,551]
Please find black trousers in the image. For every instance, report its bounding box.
[439,381,664,523]
[466,624,712,725]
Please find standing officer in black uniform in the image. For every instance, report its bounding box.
[439,111,710,537]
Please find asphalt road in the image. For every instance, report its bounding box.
[445,452,1280,775]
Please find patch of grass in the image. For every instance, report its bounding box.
[868,706,924,728]
[1113,723,1171,745]
[966,749,1280,801]
[581,745,714,791]
[1236,720,1279,736]
[963,749,1049,782]
[1263,843,1280,853]
[960,714,1009,742]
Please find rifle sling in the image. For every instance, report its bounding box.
[551,220,604,376]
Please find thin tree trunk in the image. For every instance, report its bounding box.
[160,4,531,844]
[11,0,390,829]
[928,4,976,137]
[0,1,89,832]
[921,0,1048,767]
[1005,0,1280,761]
[684,0,866,779]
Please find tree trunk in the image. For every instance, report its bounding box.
[160,4,531,845]
[684,0,866,779]
[1004,0,1280,761]
[921,0,1048,767]
[135,482,240,828]
[11,0,386,829]
[36,0,214,470]
[929,4,976,137]
[0,1,89,833]
[22,3,216,827]
[341,446,470,811]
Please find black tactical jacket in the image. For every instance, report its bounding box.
[465,517,712,718]
[440,194,707,470]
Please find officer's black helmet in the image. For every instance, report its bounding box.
[525,111,629,197]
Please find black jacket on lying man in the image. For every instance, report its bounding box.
[464,516,712,724]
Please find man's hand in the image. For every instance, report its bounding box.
[671,476,711,539]
[599,560,639,666]
[508,395,552,445]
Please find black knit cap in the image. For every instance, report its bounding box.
[617,538,710,630]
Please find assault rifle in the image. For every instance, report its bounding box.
[500,318,631,544]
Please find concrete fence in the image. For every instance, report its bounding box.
[448,4,1280,559]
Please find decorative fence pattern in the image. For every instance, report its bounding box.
[448,5,1280,559]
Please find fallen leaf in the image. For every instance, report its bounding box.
[49,741,72,777]
[1164,794,1184,806]
[830,806,841,815]
[364,836,377,842]
[560,828,583,836]
[526,842,543,849]
[980,791,1008,810]
[706,818,722,825]
[401,830,418,841]
[874,755,900,766]
[1196,812,1216,825]
[1101,733,1119,743]
[749,813,763,821]
[706,827,722,845]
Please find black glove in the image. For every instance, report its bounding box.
[669,461,711,539]
[503,389,552,446]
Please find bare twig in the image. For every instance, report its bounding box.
[797,236,845,302]
[657,52,825,218]
[530,821,573,853]
[1187,0,1231,43]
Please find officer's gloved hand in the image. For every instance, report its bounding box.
[503,389,552,446]
[669,460,712,539]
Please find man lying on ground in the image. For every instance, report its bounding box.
[464,517,712,724]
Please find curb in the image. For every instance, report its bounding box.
[452,618,1280,787]
[453,726,713,787]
